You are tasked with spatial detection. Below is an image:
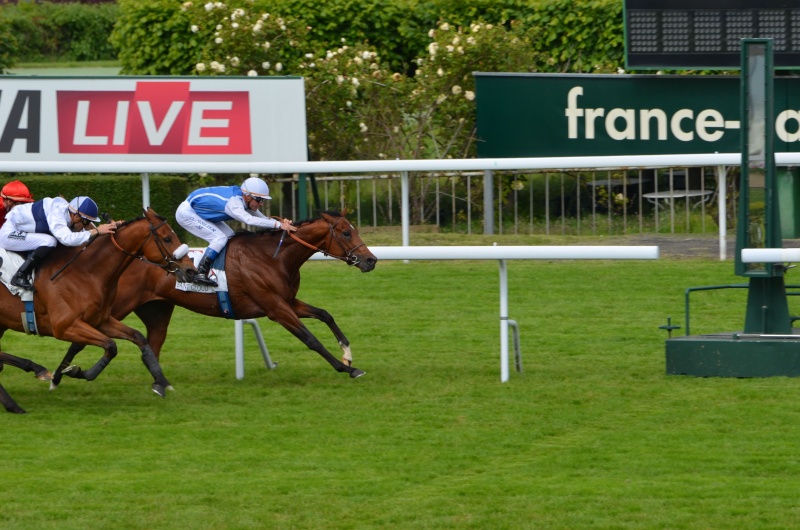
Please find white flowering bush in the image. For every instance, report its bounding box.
[182,5,546,163]
[300,22,544,161]
[184,1,308,76]
[299,43,411,160]
[412,21,544,158]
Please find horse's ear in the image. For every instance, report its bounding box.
[341,207,348,217]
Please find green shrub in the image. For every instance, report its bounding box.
[0,16,19,73]
[0,2,118,62]
[112,0,625,77]
[110,0,206,75]
[5,174,191,240]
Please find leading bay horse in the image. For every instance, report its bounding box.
[0,207,196,413]
[54,210,377,386]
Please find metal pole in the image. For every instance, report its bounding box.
[718,165,728,261]
[484,169,494,235]
[234,319,277,380]
[499,258,509,383]
[401,171,410,247]
[141,172,151,209]
[235,320,245,380]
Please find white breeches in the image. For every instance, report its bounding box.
[175,201,234,253]
[0,223,57,252]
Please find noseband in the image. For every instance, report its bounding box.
[110,218,186,274]
[287,217,365,266]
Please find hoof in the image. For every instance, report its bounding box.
[166,385,175,392]
[152,383,166,398]
[7,406,26,414]
[350,369,366,379]
[35,369,53,381]
[49,381,59,391]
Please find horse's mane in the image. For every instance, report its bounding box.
[116,211,166,228]
[117,215,146,228]
[235,210,345,237]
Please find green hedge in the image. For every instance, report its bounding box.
[6,174,192,241]
[112,0,623,76]
[0,1,119,67]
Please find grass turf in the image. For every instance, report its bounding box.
[1,256,798,529]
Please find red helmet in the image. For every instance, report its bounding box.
[1,181,33,203]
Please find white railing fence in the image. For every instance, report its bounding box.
[5,152,800,259]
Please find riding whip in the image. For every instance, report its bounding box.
[50,235,96,281]
[273,229,287,258]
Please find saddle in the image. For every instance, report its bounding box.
[0,248,31,296]
[176,248,235,318]
[0,249,38,334]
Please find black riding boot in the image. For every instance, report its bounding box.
[11,246,53,290]
[193,255,218,287]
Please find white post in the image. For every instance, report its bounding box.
[401,171,410,247]
[717,165,727,261]
[141,172,151,210]
[234,320,245,380]
[484,170,494,235]
[499,259,510,383]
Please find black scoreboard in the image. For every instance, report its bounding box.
[624,0,800,69]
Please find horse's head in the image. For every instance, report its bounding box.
[113,208,197,282]
[320,211,377,273]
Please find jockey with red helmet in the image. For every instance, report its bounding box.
[0,195,122,290]
[0,180,34,230]
[176,176,296,287]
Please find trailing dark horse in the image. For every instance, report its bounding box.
[0,207,196,413]
[54,211,377,385]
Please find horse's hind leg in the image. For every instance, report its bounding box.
[97,318,172,397]
[0,381,26,414]
[0,351,52,414]
[291,299,355,366]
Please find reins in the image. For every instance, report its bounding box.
[278,216,365,266]
[110,218,186,274]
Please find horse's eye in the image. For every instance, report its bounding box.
[343,230,351,238]
[164,236,172,243]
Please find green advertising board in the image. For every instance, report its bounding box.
[474,73,800,158]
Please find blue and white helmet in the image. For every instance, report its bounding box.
[68,196,101,222]
[241,177,271,199]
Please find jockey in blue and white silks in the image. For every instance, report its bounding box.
[0,196,121,290]
[175,176,296,287]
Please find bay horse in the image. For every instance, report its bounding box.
[54,211,377,386]
[0,207,196,413]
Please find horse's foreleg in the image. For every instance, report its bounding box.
[53,321,120,385]
[272,308,364,378]
[0,351,53,381]
[291,299,354,366]
[61,341,117,382]
[50,342,87,390]
[97,318,172,397]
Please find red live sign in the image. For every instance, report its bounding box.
[56,81,252,154]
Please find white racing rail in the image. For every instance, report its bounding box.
[232,244,659,383]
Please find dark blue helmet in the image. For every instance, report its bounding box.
[68,196,101,222]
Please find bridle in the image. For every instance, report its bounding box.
[285,216,365,266]
[110,218,187,274]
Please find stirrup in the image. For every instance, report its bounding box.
[10,274,32,290]
[193,273,218,287]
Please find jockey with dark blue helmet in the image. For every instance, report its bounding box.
[0,196,121,290]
